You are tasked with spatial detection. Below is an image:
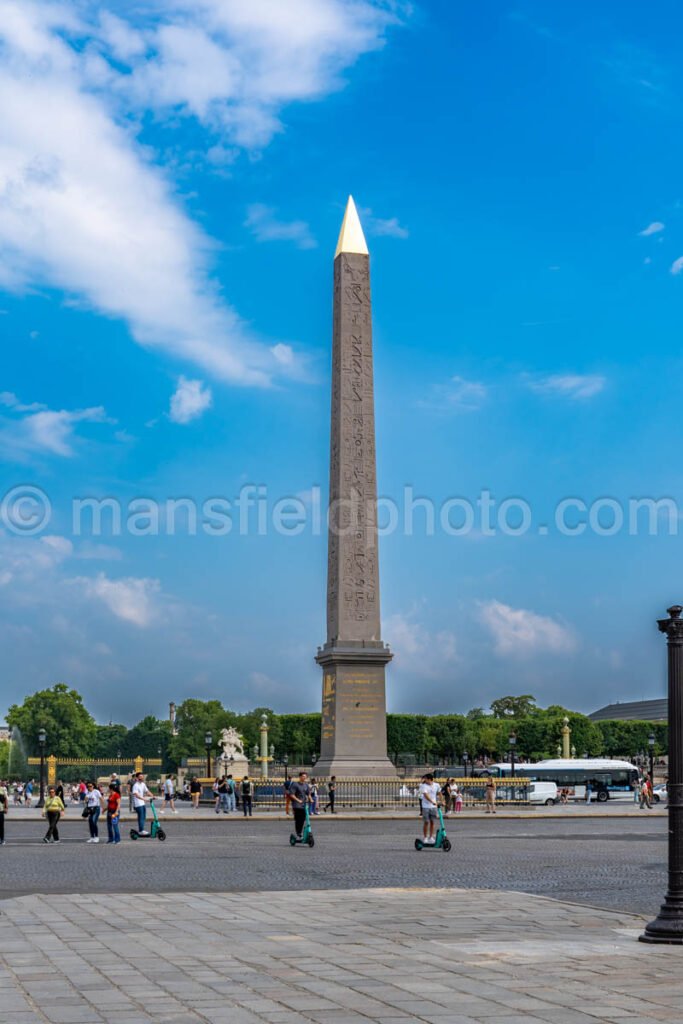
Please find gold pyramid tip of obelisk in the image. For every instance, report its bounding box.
[334,195,369,258]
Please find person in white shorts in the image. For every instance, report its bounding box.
[418,773,441,845]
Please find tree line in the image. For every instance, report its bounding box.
[1,684,668,775]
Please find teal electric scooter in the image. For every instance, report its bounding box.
[415,806,451,852]
[130,800,167,841]
[289,803,315,847]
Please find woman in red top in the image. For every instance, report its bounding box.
[106,783,122,844]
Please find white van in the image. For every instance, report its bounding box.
[528,781,558,806]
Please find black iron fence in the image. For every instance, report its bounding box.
[194,777,530,809]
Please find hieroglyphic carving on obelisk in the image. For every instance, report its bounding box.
[315,197,395,778]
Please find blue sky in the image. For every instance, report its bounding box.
[1,0,682,725]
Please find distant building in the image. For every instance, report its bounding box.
[0,725,9,742]
[588,699,667,723]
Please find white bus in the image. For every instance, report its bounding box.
[478,758,639,802]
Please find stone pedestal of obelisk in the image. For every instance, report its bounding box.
[315,197,396,778]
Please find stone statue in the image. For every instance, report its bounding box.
[220,727,245,760]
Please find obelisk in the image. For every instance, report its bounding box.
[315,197,395,778]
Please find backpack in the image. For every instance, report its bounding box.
[241,780,252,797]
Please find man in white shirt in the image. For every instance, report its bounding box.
[132,772,152,835]
[418,773,441,845]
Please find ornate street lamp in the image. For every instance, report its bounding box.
[283,753,289,782]
[641,605,683,944]
[37,728,47,808]
[462,750,468,779]
[649,732,656,784]
[205,731,213,779]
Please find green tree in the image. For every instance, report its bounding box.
[94,724,129,758]
[466,707,486,720]
[7,683,96,757]
[168,699,231,764]
[125,716,173,767]
[0,739,9,777]
[490,695,537,719]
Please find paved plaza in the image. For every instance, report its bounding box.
[1,817,678,1023]
[1,886,682,1024]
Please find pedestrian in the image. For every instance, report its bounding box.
[212,777,221,813]
[106,782,122,844]
[85,781,104,843]
[126,774,134,812]
[43,786,65,843]
[225,774,236,813]
[0,786,7,846]
[310,778,319,815]
[284,775,292,815]
[418,773,441,844]
[14,781,23,806]
[241,776,253,817]
[288,771,311,839]
[586,780,593,805]
[485,777,496,814]
[453,782,463,813]
[162,775,177,814]
[24,779,34,806]
[109,773,121,794]
[441,778,452,815]
[78,779,87,804]
[640,777,652,810]
[217,776,230,814]
[132,772,153,836]
[190,776,202,809]
[55,779,65,804]
[323,776,336,814]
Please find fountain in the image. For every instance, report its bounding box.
[7,726,27,780]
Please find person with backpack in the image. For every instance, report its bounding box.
[225,774,236,814]
[241,776,253,817]
[216,776,230,814]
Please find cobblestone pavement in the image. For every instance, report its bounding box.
[0,817,667,916]
[1,886,681,1024]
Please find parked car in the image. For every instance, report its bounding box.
[653,783,667,804]
[528,781,558,806]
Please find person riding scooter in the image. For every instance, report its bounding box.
[288,770,311,840]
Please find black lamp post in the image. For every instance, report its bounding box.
[509,732,517,778]
[649,732,656,784]
[205,731,212,779]
[462,751,468,779]
[641,605,683,943]
[283,753,289,782]
[37,728,47,808]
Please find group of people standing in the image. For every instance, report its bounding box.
[41,775,128,844]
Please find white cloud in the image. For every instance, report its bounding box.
[364,213,409,239]
[0,0,402,386]
[525,373,605,400]
[71,572,161,627]
[478,600,577,657]
[638,221,665,236]
[423,375,487,413]
[0,394,111,458]
[671,257,683,275]
[385,609,457,678]
[245,204,317,249]
[169,376,213,424]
